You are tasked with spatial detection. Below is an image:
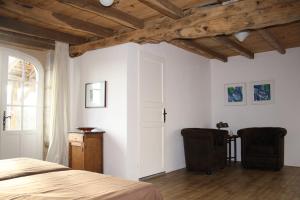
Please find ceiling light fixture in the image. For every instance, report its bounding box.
[99,0,114,7]
[234,31,250,42]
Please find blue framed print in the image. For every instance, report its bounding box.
[225,83,246,105]
[251,80,274,104]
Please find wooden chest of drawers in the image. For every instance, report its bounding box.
[68,131,104,173]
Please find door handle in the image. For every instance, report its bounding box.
[163,108,167,123]
[2,111,11,131]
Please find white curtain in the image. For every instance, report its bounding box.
[46,41,70,166]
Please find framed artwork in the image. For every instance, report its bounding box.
[250,80,274,104]
[224,83,246,105]
[85,81,107,108]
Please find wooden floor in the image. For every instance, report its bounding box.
[146,165,300,200]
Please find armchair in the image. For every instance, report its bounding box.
[238,127,287,170]
[181,128,228,174]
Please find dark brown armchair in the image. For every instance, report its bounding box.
[238,127,287,170]
[181,128,228,174]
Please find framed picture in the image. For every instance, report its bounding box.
[224,83,246,105]
[250,80,274,104]
[85,81,107,108]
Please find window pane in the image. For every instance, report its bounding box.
[6,106,21,131]
[23,107,37,130]
[24,61,37,82]
[8,56,23,81]
[7,81,22,105]
[24,82,37,106]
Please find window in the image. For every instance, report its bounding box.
[6,56,39,131]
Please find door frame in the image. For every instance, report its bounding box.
[0,47,44,159]
[137,50,166,178]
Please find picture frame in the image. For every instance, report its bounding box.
[250,80,274,104]
[85,81,107,108]
[224,83,247,106]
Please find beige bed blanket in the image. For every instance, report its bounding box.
[0,170,163,200]
[0,158,69,181]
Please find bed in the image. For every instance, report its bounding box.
[0,158,69,181]
[0,158,163,200]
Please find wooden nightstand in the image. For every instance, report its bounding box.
[68,131,104,173]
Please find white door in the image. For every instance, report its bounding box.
[0,48,43,160]
[139,51,165,178]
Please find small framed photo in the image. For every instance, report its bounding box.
[85,81,107,108]
[250,80,274,104]
[225,83,246,106]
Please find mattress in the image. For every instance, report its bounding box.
[0,170,163,200]
[0,158,69,181]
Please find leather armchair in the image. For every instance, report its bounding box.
[181,128,228,174]
[238,127,287,170]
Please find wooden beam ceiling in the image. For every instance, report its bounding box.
[215,36,254,59]
[138,0,184,19]
[171,39,227,62]
[59,0,144,29]
[0,0,298,59]
[0,16,86,44]
[70,0,300,57]
[0,30,55,50]
[258,29,286,54]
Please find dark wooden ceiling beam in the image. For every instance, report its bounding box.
[258,29,286,54]
[3,0,114,37]
[215,36,254,59]
[171,39,227,62]
[138,0,184,19]
[70,0,300,56]
[52,13,114,37]
[0,30,55,50]
[190,0,222,8]
[59,0,144,29]
[0,16,86,44]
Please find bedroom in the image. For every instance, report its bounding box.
[0,0,300,199]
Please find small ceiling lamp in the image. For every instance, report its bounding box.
[99,0,114,7]
[234,31,250,42]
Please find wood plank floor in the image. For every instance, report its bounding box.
[146,165,300,200]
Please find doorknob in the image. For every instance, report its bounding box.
[2,111,11,131]
[163,108,167,123]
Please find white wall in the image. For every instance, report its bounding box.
[0,43,49,67]
[70,44,129,178]
[71,42,212,180]
[211,47,300,167]
[126,44,140,180]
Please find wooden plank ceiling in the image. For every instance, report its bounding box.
[0,0,299,61]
